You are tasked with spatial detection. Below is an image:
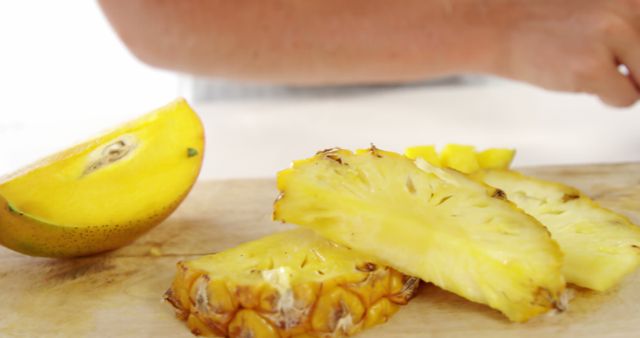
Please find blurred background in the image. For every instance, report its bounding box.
[1,2,639,180]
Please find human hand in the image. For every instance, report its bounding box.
[490,0,640,107]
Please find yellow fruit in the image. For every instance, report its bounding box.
[404,145,441,166]
[474,170,640,291]
[438,144,479,174]
[274,147,565,322]
[0,98,204,257]
[165,229,419,337]
[476,149,515,170]
[405,144,515,173]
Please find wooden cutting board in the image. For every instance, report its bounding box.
[1,163,640,338]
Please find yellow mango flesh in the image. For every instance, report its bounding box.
[0,98,204,257]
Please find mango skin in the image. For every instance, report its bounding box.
[0,98,204,257]
[0,192,188,257]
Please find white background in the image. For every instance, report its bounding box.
[1,1,639,180]
[0,1,180,176]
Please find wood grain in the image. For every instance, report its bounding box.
[1,163,640,337]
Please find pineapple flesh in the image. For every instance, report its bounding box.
[274,147,565,322]
[474,170,640,291]
[165,229,419,337]
[438,144,480,174]
[405,144,515,172]
[404,145,441,167]
[476,149,515,170]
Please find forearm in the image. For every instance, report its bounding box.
[99,0,504,85]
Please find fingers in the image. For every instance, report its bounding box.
[606,33,640,106]
[592,64,639,107]
[589,8,640,107]
[612,41,640,91]
[617,64,640,91]
[570,46,639,107]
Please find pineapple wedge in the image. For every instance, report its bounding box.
[474,170,640,291]
[274,147,565,322]
[165,229,419,337]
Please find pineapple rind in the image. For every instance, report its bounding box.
[165,229,419,337]
[475,169,640,291]
[274,147,564,322]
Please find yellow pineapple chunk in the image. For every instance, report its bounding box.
[274,147,565,322]
[474,170,640,291]
[404,145,441,166]
[165,229,419,337]
[439,144,479,174]
[406,144,514,173]
[476,149,515,170]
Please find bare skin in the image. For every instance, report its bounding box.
[99,0,640,107]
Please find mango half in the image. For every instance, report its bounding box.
[0,98,204,257]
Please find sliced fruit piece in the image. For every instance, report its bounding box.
[438,144,479,174]
[404,145,441,166]
[165,229,419,337]
[274,147,565,322]
[474,169,640,291]
[405,144,515,172]
[476,149,515,170]
[0,98,204,257]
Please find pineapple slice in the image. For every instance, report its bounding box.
[165,229,419,337]
[274,147,565,322]
[474,170,640,291]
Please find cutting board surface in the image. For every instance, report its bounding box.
[2,163,640,337]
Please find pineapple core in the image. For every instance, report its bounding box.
[165,229,419,337]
